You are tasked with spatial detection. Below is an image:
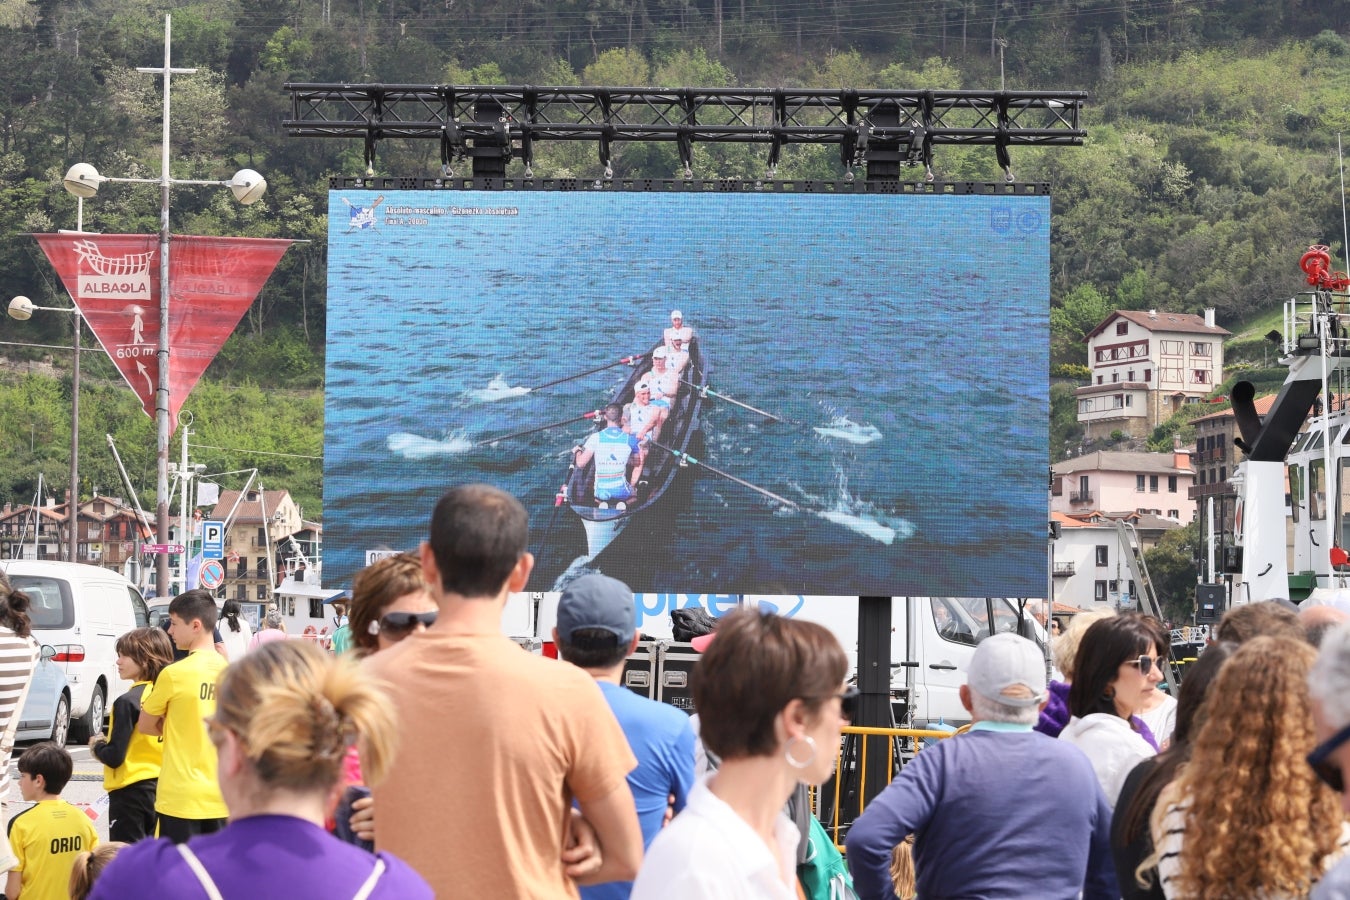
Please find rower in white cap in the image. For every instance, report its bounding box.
[666,333,690,377]
[664,310,693,350]
[623,380,668,444]
[647,347,681,409]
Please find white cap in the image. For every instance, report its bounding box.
[670,310,683,321]
[966,633,1047,707]
[652,347,668,358]
[635,381,651,392]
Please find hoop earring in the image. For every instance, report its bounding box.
[785,735,817,770]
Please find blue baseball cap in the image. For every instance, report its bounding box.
[557,574,635,644]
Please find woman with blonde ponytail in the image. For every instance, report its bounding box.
[87,640,432,899]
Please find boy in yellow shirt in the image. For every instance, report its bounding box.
[137,589,229,843]
[6,742,98,900]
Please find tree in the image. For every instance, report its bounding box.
[1144,522,1201,624]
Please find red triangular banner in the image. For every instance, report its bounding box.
[34,234,293,428]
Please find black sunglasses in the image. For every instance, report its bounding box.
[1125,655,1165,676]
[368,610,437,636]
[1309,721,1350,793]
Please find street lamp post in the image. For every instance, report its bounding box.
[60,13,266,596]
[8,296,81,562]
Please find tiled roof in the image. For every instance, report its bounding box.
[209,490,294,524]
[1189,394,1276,424]
[1086,310,1232,341]
[1052,451,1193,475]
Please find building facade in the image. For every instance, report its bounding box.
[1051,510,1180,609]
[209,489,304,605]
[1051,448,1198,523]
[1077,309,1231,441]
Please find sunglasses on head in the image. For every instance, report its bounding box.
[1125,655,1165,676]
[1309,721,1350,793]
[367,610,437,636]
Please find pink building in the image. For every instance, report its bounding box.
[1051,448,1197,523]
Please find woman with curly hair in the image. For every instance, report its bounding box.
[1150,635,1350,898]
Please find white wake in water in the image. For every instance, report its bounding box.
[794,468,914,546]
[387,431,475,459]
[813,416,883,445]
[468,375,530,401]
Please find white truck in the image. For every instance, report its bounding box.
[517,592,1045,727]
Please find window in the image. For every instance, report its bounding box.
[1192,342,1211,356]
[257,584,267,600]
[1136,475,1146,492]
[1095,581,1108,602]
[1168,509,1179,519]
[1097,376,1103,385]
[1161,340,1183,355]
[1199,470,1206,485]
[257,527,266,546]
[1125,395,1133,407]
[1108,580,1119,593]
[1168,475,1178,492]
[236,585,246,600]
[1220,466,1227,481]
[309,598,323,618]
[1096,545,1109,566]
[1079,399,1091,414]
[1150,475,1159,492]
[1116,322,1128,336]
[1144,370,1151,381]
[1112,373,1119,383]
[1192,370,1212,384]
[236,559,246,578]
[1161,367,1182,383]
[930,598,977,646]
[1128,370,1135,381]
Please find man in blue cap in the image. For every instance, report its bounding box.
[555,574,696,900]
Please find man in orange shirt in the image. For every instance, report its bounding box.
[366,484,642,898]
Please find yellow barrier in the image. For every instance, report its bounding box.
[823,725,957,850]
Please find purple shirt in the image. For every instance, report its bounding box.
[90,815,432,900]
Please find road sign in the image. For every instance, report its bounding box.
[198,559,225,590]
[202,520,225,560]
[143,543,185,554]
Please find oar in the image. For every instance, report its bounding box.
[475,410,601,447]
[648,441,899,545]
[649,441,801,509]
[677,376,788,423]
[523,353,648,393]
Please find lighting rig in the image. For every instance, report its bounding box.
[283,84,1086,192]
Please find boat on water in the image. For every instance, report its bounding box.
[566,337,710,557]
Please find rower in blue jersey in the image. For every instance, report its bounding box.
[574,403,644,508]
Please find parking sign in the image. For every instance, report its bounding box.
[203,520,225,560]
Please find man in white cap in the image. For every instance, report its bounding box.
[666,333,690,377]
[623,380,667,444]
[555,574,696,900]
[845,633,1116,900]
[646,347,680,410]
[664,310,693,349]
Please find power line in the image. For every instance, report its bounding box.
[189,442,322,461]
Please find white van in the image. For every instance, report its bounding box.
[524,593,1046,727]
[1,560,149,741]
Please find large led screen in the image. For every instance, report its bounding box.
[323,189,1050,596]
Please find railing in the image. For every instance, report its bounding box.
[820,725,957,850]
[1070,490,1093,504]
[1053,561,1076,576]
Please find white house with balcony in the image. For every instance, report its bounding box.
[1051,510,1182,608]
[1077,309,1230,441]
[1051,448,1197,523]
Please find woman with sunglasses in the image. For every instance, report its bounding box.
[1149,635,1349,898]
[632,609,852,899]
[1060,613,1167,808]
[89,640,432,899]
[346,553,438,658]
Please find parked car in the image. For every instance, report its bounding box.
[146,597,170,629]
[0,560,148,742]
[15,644,72,744]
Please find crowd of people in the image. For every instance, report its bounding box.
[7,481,1350,898]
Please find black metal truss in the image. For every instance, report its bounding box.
[284,84,1087,182]
[326,175,1052,195]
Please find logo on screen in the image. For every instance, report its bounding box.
[990,207,1012,234]
[343,195,385,231]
